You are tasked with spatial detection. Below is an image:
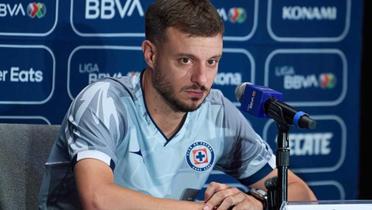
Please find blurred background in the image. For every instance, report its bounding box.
[0,0,370,200]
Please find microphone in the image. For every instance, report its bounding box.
[235,82,316,129]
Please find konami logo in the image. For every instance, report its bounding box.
[282,6,337,21]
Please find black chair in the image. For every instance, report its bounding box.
[0,123,60,210]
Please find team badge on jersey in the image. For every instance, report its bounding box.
[186,141,215,172]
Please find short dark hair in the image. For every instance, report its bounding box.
[145,0,224,44]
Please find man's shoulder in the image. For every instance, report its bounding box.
[203,88,242,117]
[106,76,136,94]
[206,88,235,107]
[78,75,140,99]
[206,89,224,103]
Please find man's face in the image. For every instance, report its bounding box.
[151,27,223,112]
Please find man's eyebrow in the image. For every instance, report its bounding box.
[209,54,222,59]
[175,53,196,58]
[173,53,222,62]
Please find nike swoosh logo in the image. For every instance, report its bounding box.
[129,149,142,157]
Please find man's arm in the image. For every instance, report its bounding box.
[249,169,317,201]
[75,159,204,210]
[203,169,316,210]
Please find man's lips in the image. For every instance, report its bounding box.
[185,90,204,98]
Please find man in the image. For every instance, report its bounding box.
[39,0,316,209]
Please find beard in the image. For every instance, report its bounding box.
[151,66,209,112]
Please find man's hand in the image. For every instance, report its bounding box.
[203,182,263,210]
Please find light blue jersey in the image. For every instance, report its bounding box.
[38,72,275,209]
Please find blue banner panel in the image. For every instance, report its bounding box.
[268,0,350,42]
[71,0,147,37]
[0,45,55,104]
[0,1,58,36]
[67,46,144,99]
[0,0,364,201]
[265,49,346,106]
[264,116,346,173]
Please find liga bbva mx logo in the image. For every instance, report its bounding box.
[0,2,46,18]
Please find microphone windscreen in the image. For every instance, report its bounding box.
[236,83,283,118]
[235,82,251,101]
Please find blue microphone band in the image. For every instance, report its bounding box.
[293,111,306,127]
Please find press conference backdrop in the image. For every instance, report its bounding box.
[0,0,363,200]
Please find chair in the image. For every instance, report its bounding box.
[0,123,60,210]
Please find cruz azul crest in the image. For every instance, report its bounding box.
[186,141,215,172]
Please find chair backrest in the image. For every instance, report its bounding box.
[0,123,60,210]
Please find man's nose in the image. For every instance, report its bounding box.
[191,64,208,87]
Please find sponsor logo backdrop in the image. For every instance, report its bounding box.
[0,0,363,200]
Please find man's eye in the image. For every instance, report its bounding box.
[180,57,191,64]
[207,59,217,66]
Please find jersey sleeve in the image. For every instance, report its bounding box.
[215,94,276,186]
[63,79,128,170]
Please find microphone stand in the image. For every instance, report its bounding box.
[265,99,291,210]
[275,121,290,209]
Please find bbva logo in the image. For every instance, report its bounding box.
[84,0,144,19]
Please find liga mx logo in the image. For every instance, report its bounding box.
[186,141,214,172]
[228,7,246,24]
[27,2,46,18]
[319,73,336,89]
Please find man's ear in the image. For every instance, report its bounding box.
[142,40,156,69]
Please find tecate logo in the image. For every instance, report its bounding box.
[27,2,46,18]
[289,133,333,156]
